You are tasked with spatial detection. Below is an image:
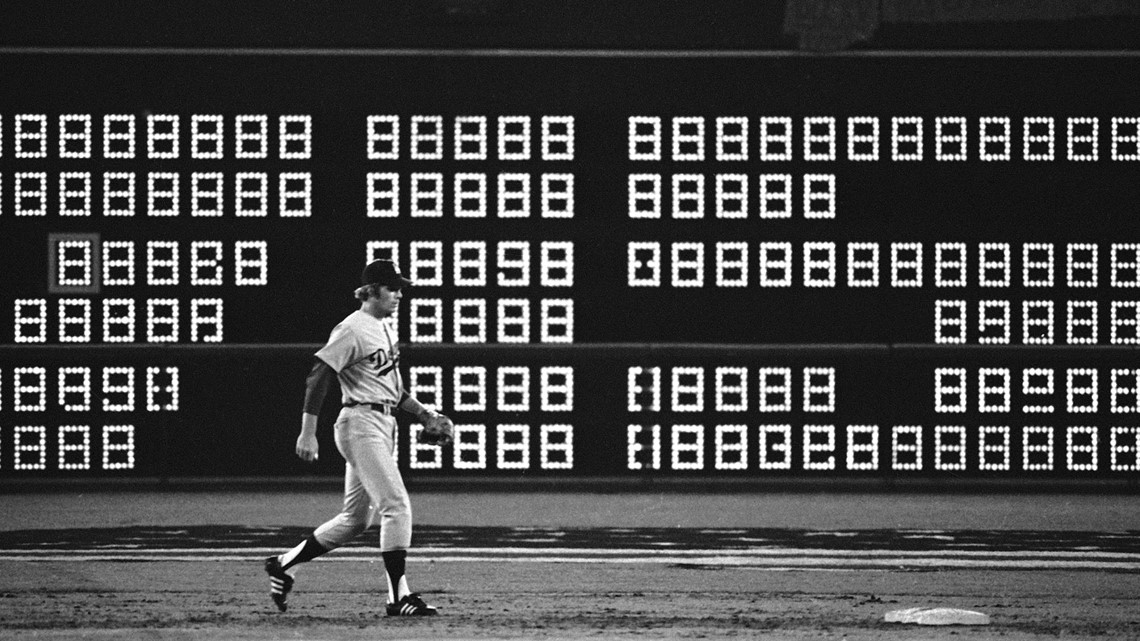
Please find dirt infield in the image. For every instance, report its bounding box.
[3,559,1139,640]
[2,490,1139,639]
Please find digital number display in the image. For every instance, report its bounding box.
[0,346,1136,477]
[0,52,1136,480]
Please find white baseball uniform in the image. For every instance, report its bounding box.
[311,310,412,552]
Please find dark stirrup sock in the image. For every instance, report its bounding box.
[281,534,329,570]
[381,549,408,601]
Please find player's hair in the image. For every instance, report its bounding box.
[354,284,382,301]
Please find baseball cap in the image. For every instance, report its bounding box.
[361,259,413,289]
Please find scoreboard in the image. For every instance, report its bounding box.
[0,51,1138,481]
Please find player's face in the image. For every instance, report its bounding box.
[376,285,402,318]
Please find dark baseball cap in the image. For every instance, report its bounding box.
[361,259,413,289]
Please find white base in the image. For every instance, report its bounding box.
[885,607,991,626]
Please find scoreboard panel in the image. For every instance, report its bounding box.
[0,51,1137,480]
[0,345,1137,478]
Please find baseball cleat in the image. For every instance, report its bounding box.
[264,555,294,612]
[386,592,438,616]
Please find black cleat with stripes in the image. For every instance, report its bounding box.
[263,555,294,612]
[386,592,438,616]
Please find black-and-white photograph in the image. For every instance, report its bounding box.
[2,1,1140,638]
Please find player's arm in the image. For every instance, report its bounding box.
[398,391,439,422]
[297,357,336,462]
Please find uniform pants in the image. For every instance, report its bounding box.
[313,406,412,552]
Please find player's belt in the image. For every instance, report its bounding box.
[343,401,396,416]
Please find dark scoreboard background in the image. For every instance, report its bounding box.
[1,52,1138,480]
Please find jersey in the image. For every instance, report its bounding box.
[315,310,403,406]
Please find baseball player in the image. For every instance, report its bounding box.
[264,259,454,616]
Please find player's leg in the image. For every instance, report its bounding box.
[276,534,328,571]
[266,415,372,611]
[348,414,437,616]
[264,536,323,613]
[311,461,374,550]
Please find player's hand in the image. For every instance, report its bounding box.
[295,432,319,462]
[419,411,454,446]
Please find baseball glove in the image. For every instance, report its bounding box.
[419,411,454,446]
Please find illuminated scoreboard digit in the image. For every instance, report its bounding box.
[400,364,575,472]
[621,352,1140,475]
[621,114,1140,342]
[8,113,305,346]
[625,364,841,471]
[359,113,576,345]
[0,52,1137,480]
[0,361,177,474]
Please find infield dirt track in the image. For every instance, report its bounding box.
[1,489,1138,640]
